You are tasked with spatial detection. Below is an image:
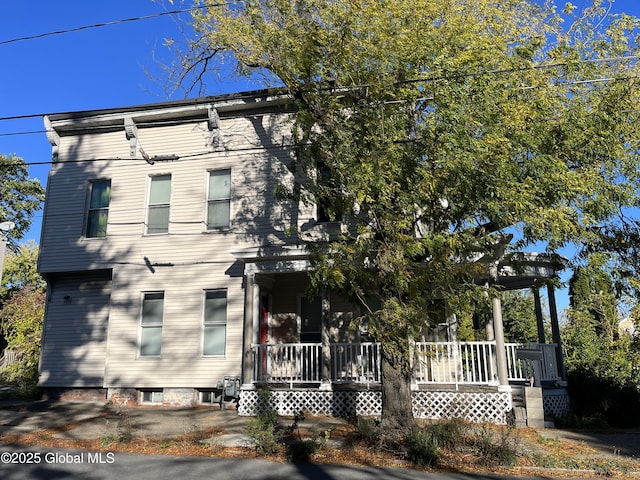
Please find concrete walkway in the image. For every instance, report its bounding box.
[0,400,348,448]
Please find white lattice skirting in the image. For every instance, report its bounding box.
[239,389,513,424]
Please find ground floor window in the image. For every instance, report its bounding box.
[140,292,164,356]
[199,390,220,405]
[203,289,227,356]
[140,389,163,404]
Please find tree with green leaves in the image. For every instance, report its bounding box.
[0,154,45,245]
[568,255,619,341]
[0,241,45,305]
[0,242,45,390]
[563,256,640,426]
[177,0,640,430]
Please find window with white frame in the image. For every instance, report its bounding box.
[200,390,220,405]
[140,389,163,404]
[140,292,164,356]
[207,169,231,230]
[147,175,171,234]
[203,289,227,356]
[85,180,111,238]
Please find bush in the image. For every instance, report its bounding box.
[244,390,284,455]
[355,417,380,446]
[406,428,442,466]
[426,418,466,450]
[472,424,518,467]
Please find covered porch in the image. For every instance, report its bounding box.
[233,246,569,423]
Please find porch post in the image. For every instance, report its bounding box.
[546,283,567,381]
[491,294,509,388]
[241,272,256,388]
[320,288,332,389]
[533,287,546,344]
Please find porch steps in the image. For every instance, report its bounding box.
[511,386,527,428]
[512,385,546,428]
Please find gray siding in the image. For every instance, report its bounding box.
[38,100,318,390]
[39,271,111,387]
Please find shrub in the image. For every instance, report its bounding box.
[244,390,284,455]
[355,417,380,446]
[406,428,442,466]
[426,418,466,450]
[472,424,518,467]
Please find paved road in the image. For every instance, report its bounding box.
[0,445,544,480]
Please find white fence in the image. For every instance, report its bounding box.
[252,341,560,386]
[0,350,17,370]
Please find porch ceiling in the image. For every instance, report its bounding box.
[493,252,567,290]
[231,244,310,275]
[232,246,565,289]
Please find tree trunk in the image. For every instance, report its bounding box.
[380,346,415,435]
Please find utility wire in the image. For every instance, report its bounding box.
[0,66,640,133]
[0,3,232,46]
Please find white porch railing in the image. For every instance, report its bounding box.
[414,342,497,385]
[0,350,18,370]
[253,343,322,384]
[251,341,560,386]
[331,342,381,384]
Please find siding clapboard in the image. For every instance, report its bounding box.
[39,271,111,387]
[38,102,315,389]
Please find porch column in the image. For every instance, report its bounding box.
[546,284,567,381]
[320,288,332,389]
[533,287,546,344]
[491,295,509,388]
[241,273,256,388]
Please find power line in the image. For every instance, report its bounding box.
[0,3,233,46]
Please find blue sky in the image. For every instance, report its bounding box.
[1,1,640,314]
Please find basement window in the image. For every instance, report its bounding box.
[140,389,163,404]
[199,390,220,405]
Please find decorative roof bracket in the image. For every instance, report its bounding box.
[208,107,220,148]
[124,117,138,158]
[44,116,60,162]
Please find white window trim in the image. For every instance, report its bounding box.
[205,168,231,231]
[202,289,227,357]
[84,179,111,239]
[138,291,164,358]
[145,174,172,235]
[139,389,163,404]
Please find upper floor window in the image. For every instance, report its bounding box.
[85,180,111,238]
[207,169,231,230]
[140,292,164,356]
[316,163,342,223]
[203,289,227,356]
[147,175,171,234]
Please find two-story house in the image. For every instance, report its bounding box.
[38,89,569,425]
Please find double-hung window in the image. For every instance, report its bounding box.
[147,175,171,234]
[203,290,227,356]
[85,180,111,238]
[140,292,164,356]
[207,169,231,230]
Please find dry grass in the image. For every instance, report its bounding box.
[1,417,639,479]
